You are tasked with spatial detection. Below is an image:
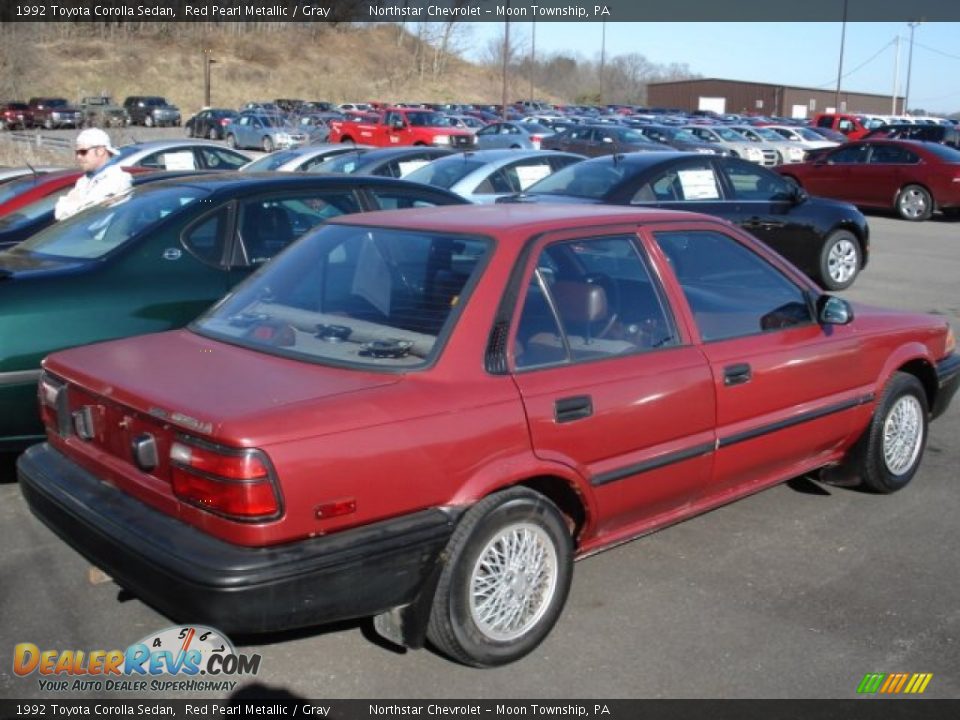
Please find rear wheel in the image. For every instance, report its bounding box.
[427,488,573,667]
[818,229,861,291]
[208,127,219,140]
[853,372,929,493]
[262,136,274,153]
[226,134,238,149]
[896,184,933,221]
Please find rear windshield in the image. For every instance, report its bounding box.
[194,223,491,369]
[404,158,488,189]
[921,143,960,161]
[13,186,208,260]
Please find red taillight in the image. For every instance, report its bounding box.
[170,440,281,520]
[220,118,231,126]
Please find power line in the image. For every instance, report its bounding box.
[912,40,960,63]
[812,37,896,89]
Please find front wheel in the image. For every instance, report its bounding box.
[853,372,929,493]
[818,229,861,291]
[896,184,933,221]
[226,134,238,149]
[427,488,573,668]
[144,115,154,128]
[208,127,219,140]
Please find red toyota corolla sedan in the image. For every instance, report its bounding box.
[19,204,959,667]
[776,138,960,221]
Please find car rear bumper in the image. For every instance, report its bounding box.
[933,352,960,419]
[18,442,458,634]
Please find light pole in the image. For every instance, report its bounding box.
[904,21,921,114]
[501,20,510,120]
[599,22,606,106]
[203,49,216,108]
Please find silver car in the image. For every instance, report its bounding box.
[682,125,775,166]
[403,149,585,203]
[728,125,806,164]
[108,140,252,171]
[227,113,308,152]
[474,121,555,150]
[239,144,374,173]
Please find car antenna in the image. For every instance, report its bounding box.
[25,162,38,177]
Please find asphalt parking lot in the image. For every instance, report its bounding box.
[0,199,958,700]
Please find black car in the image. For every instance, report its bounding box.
[632,124,735,156]
[500,152,870,291]
[185,108,240,140]
[864,123,960,149]
[541,124,671,157]
[311,146,453,178]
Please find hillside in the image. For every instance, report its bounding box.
[0,23,535,118]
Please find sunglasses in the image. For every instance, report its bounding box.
[75,147,100,156]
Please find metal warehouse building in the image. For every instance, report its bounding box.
[646,78,903,118]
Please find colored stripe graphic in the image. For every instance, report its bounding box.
[857,673,932,694]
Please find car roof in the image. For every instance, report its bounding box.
[430,149,581,164]
[139,171,467,199]
[116,139,230,151]
[328,201,701,235]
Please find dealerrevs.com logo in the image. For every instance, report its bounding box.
[13,625,261,693]
[857,673,934,695]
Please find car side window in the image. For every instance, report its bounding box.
[654,229,814,342]
[513,235,678,369]
[237,193,357,266]
[477,124,498,136]
[827,145,869,164]
[198,147,248,170]
[869,145,919,164]
[719,161,794,201]
[369,189,455,210]
[631,162,720,203]
[182,206,229,267]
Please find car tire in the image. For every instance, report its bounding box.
[852,372,929,494]
[144,115,154,128]
[818,229,861,291]
[208,127,219,141]
[44,117,53,130]
[896,184,933,221]
[226,134,238,149]
[426,487,573,668]
[262,136,274,153]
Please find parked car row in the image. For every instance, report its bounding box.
[0,96,181,130]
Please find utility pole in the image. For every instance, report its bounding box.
[892,34,901,114]
[529,22,536,107]
[501,20,510,120]
[905,21,921,115]
[599,22,606,106]
[834,0,848,113]
[203,49,216,108]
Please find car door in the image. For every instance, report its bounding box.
[649,224,866,501]
[859,142,918,207]
[475,123,502,149]
[620,155,728,214]
[508,228,716,536]
[712,157,818,271]
[800,143,869,202]
[194,146,250,171]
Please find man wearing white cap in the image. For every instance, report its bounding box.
[54,128,132,221]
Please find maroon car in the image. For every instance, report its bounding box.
[777,139,960,221]
[19,204,959,667]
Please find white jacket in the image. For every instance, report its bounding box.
[54,164,133,221]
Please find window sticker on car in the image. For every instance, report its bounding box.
[397,160,430,176]
[677,169,720,200]
[161,152,197,170]
[516,164,552,189]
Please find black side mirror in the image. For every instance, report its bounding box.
[791,184,808,204]
[817,295,854,325]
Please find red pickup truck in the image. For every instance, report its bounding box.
[810,112,874,140]
[328,107,476,149]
